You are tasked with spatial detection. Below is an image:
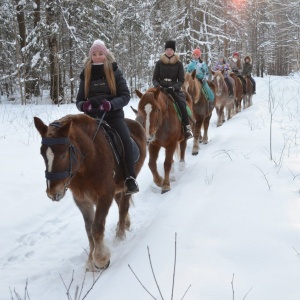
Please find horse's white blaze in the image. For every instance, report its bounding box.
[216,75,222,96]
[144,103,152,138]
[46,147,55,187]
[46,147,54,172]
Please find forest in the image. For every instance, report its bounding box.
[1,0,299,104]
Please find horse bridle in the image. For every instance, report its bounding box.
[41,122,84,188]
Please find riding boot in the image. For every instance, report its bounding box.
[176,99,193,140]
[125,176,139,195]
[124,141,139,195]
[184,125,193,140]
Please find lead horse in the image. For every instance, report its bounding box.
[183,70,215,155]
[34,114,146,271]
[135,87,193,193]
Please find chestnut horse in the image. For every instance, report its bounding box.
[183,70,215,155]
[211,70,235,127]
[34,114,146,271]
[243,77,254,108]
[230,73,244,113]
[135,87,193,193]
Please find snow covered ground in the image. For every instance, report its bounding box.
[1,75,300,300]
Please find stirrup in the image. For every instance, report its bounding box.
[124,176,139,195]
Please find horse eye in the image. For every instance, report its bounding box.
[60,154,67,159]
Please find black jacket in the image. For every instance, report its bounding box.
[152,54,184,90]
[76,62,130,118]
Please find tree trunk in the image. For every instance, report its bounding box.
[46,0,64,104]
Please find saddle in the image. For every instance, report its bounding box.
[161,89,193,122]
[96,119,140,165]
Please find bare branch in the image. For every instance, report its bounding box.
[128,264,157,300]
[171,233,177,300]
[252,164,271,190]
[147,246,164,300]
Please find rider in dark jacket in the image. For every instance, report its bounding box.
[242,55,256,94]
[76,40,139,194]
[152,40,192,139]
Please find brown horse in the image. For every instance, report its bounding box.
[183,70,215,155]
[230,72,244,113]
[211,70,235,127]
[243,77,254,108]
[34,114,146,271]
[135,87,193,193]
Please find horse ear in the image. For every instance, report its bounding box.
[135,89,143,99]
[59,122,72,137]
[191,69,196,79]
[221,69,225,74]
[130,105,138,115]
[154,86,160,99]
[34,117,48,137]
[211,70,215,76]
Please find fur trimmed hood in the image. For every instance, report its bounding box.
[244,56,252,63]
[160,53,180,65]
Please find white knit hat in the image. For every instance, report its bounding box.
[89,40,108,57]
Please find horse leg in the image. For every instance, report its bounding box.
[162,144,177,193]
[202,114,212,144]
[192,119,201,155]
[73,196,96,271]
[114,192,131,240]
[148,143,163,187]
[217,105,225,127]
[179,139,187,171]
[91,195,113,270]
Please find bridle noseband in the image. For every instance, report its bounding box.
[41,122,84,187]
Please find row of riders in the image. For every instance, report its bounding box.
[76,39,256,195]
[33,39,257,270]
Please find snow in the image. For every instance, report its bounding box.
[1,76,300,300]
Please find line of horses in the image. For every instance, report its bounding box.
[33,69,254,271]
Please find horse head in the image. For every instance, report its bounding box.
[34,116,82,202]
[212,70,226,97]
[135,87,163,143]
[183,70,201,104]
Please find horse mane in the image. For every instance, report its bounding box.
[50,114,100,157]
[184,72,201,104]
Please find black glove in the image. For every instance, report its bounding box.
[89,98,101,109]
[167,86,175,93]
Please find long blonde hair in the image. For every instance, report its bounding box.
[84,52,117,98]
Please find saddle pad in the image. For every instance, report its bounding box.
[202,81,215,102]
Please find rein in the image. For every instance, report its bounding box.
[42,123,84,187]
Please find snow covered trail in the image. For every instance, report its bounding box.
[1,76,300,299]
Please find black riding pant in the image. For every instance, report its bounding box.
[173,90,189,126]
[104,115,136,179]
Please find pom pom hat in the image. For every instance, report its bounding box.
[165,40,176,52]
[89,40,108,58]
[192,48,201,57]
[233,52,239,57]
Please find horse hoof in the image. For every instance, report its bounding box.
[192,152,198,156]
[94,259,110,270]
[161,189,170,194]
